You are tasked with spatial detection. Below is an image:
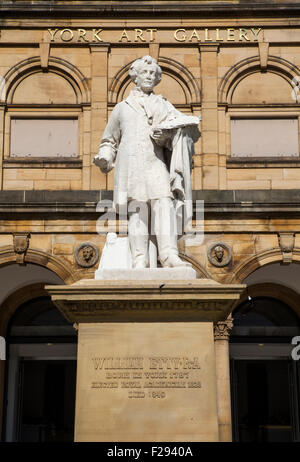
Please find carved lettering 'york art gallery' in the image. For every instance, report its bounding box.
[46,27,263,43]
[0,0,300,444]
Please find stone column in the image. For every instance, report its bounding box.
[0,104,5,189]
[214,317,233,442]
[199,45,219,189]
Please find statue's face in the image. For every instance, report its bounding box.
[135,64,158,92]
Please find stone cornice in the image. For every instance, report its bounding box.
[0,190,300,217]
[1,2,300,19]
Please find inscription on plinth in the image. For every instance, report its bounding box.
[91,356,202,399]
[75,322,219,442]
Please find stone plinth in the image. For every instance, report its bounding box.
[46,278,245,441]
[95,267,197,280]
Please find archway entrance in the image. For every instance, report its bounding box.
[230,296,300,442]
[3,296,77,442]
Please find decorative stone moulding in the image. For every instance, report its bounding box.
[207,242,232,268]
[74,242,99,268]
[214,317,234,341]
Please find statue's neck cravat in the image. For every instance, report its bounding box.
[133,88,155,124]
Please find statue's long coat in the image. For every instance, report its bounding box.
[96,89,198,226]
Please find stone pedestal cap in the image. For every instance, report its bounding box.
[46,278,246,324]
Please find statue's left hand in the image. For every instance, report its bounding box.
[173,188,185,202]
[171,175,185,202]
[151,128,167,145]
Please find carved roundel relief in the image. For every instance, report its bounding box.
[207,242,232,268]
[75,242,99,268]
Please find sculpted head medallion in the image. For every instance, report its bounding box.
[207,242,232,268]
[75,242,99,268]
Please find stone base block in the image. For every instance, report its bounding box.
[94,267,197,280]
[75,322,219,442]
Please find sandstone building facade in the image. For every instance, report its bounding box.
[0,0,300,442]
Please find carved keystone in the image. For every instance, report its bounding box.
[258,42,269,71]
[278,232,295,264]
[13,232,31,264]
[39,42,50,70]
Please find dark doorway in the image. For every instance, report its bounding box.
[3,296,77,442]
[230,295,300,442]
[231,359,298,442]
[18,359,76,442]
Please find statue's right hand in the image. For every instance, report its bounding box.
[98,158,109,173]
[94,156,111,173]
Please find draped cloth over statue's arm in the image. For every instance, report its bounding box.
[170,126,200,233]
[151,97,200,233]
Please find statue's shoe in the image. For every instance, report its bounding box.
[161,254,192,268]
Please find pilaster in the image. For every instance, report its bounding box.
[90,44,110,190]
[214,316,234,442]
[0,105,5,190]
[199,44,219,189]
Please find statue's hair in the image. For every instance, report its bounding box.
[129,55,162,84]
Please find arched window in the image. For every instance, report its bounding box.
[218,56,300,177]
[229,67,299,161]
[109,56,200,110]
[2,56,90,189]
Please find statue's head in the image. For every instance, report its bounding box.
[129,55,162,92]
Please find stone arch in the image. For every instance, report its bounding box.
[229,246,300,284]
[108,56,200,105]
[231,282,300,320]
[0,246,77,285]
[218,55,300,104]
[3,56,90,104]
[229,248,286,284]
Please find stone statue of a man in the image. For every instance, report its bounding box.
[94,55,200,269]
